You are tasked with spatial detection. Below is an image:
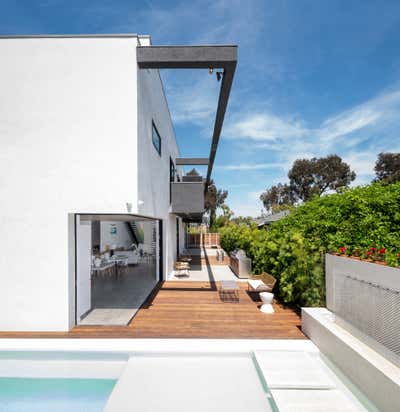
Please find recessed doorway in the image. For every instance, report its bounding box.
[75,214,161,326]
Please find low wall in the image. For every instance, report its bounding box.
[302,307,400,412]
[326,254,400,359]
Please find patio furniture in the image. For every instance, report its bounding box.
[174,261,190,270]
[91,261,115,278]
[110,255,129,276]
[219,280,240,302]
[259,292,274,313]
[173,269,189,278]
[114,249,139,265]
[178,255,192,263]
[247,273,276,292]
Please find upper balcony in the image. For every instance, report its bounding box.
[170,158,207,222]
[137,45,237,223]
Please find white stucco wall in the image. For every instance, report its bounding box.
[0,36,139,331]
[137,56,182,277]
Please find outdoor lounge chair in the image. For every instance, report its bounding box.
[247,273,277,292]
[174,261,190,270]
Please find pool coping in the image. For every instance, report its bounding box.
[0,338,316,355]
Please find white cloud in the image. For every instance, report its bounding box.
[342,151,377,179]
[318,108,381,141]
[225,113,307,141]
[163,73,219,125]
[226,188,266,217]
[217,162,285,171]
[225,89,400,146]
[220,88,400,190]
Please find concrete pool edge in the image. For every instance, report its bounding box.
[0,338,316,355]
[302,307,400,412]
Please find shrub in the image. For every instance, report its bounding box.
[219,182,400,307]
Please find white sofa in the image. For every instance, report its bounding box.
[115,250,139,265]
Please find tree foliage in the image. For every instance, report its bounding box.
[219,183,400,307]
[259,183,295,213]
[374,152,400,184]
[205,179,228,228]
[288,155,356,201]
[186,168,200,176]
[211,204,234,230]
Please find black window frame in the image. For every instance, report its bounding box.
[152,121,162,156]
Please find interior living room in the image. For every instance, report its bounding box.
[75,214,160,326]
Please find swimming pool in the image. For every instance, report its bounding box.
[0,377,115,412]
[0,339,380,412]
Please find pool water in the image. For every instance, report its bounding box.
[0,377,116,412]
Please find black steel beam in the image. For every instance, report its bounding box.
[176,157,209,166]
[205,62,236,188]
[137,45,237,69]
[137,45,237,191]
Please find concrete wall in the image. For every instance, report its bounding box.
[302,255,400,411]
[325,253,400,363]
[136,44,182,278]
[0,36,139,331]
[326,254,400,312]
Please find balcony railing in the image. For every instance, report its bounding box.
[171,177,205,220]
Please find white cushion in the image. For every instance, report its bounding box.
[247,279,270,291]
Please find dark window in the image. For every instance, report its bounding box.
[170,158,175,183]
[170,157,175,204]
[152,121,161,155]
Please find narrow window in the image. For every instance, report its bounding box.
[170,157,176,183]
[170,157,175,204]
[152,121,161,155]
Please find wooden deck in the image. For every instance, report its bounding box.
[0,281,305,339]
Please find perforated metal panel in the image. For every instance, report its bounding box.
[334,274,400,357]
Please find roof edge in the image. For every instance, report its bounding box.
[0,33,141,39]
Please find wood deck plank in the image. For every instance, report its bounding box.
[0,281,305,339]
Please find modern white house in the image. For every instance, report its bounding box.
[0,34,237,331]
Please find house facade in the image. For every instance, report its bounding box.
[0,34,236,331]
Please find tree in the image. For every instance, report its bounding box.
[288,155,356,201]
[220,204,234,220]
[260,183,296,213]
[213,204,234,229]
[205,179,228,228]
[186,168,200,177]
[374,152,400,184]
[231,216,254,226]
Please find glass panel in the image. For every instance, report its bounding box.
[76,215,159,326]
[152,121,161,155]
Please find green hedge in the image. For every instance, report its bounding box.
[219,183,400,307]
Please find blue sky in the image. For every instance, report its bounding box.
[2,1,400,216]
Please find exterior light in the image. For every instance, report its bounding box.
[208,66,213,74]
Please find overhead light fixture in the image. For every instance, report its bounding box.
[208,66,214,74]
[216,71,224,82]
